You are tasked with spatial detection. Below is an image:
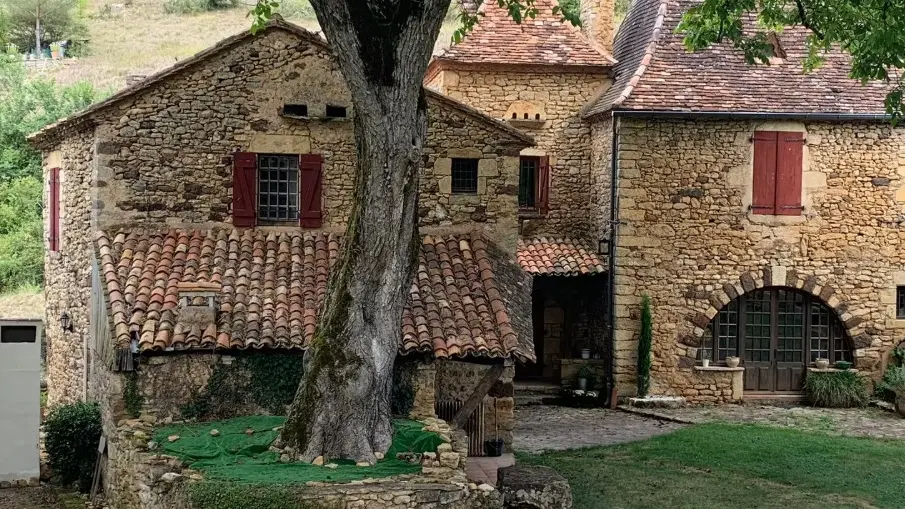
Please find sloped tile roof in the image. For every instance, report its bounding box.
[517,238,605,276]
[584,0,890,117]
[95,228,533,361]
[433,0,614,69]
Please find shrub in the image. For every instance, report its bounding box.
[163,0,238,14]
[804,370,868,408]
[637,294,652,397]
[875,365,905,403]
[44,402,102,492]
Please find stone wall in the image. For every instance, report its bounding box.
[428,68,610,240]
[104,415,498,509]
[435,360,515,451]
[43,129,95,406]
[606,118,905,399]
[589,117,613,242]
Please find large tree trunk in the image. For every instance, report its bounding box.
[280,0,451,463]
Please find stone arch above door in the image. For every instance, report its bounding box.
[682,266,871,350]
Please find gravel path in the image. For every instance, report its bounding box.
[629,404,905,440]
[513,406,686,453]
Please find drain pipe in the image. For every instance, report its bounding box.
[605,112,621,408]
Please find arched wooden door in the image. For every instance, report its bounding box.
[704,287,852,393]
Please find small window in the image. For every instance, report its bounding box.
[325,105,347,118]
[1,325,37,343]
[752,131,803,216]
[451,158,478,194]
[519,156,538,208]
[897,287,905,319]
[257,154,299,221]
[282,104,308,117]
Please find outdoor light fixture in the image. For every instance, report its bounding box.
[597,238,609,255]
[60,312,73,333]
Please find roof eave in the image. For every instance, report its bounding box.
[610,109,892,122]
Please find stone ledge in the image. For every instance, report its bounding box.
[560,359,606,365]
[807,368,860,373]
[694,366,744,372]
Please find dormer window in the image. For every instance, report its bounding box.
[325,105,347,118]
[282,104,308,117]
[766,32,786,65]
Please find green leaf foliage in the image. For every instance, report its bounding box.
[874,365,905,403]
[804,370,868,408]
[44,402,102,493]
[678,0,905,121]
[637,294,652,397]
[186,482,326,509]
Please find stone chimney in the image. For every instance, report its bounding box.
[580,0,616,55]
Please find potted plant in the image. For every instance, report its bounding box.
[701,350,711,368]
[815,358,830,369]
[725,356,740,368]
[577,366,593,390]
[834,360,853,370]
[483,398,504,457]
[50,42,62,59]
[580,348,591,360]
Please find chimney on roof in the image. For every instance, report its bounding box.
[579,0,616,55]
[176,282,220,328]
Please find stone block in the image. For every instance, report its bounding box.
[498,465,572,509]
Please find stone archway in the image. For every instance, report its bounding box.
[681,266,872,352]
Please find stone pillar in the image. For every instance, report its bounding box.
[409,361,437,420]
[580,0,616,55]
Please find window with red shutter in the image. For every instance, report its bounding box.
[752,131,803,216]
[49,167,60,252]
[536,156,551,215]
[232,152,257,227]
[299,154,323,228]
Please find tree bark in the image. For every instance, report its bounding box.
[280,0,451,463]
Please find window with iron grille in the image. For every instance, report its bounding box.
[897,287,905,319]
[451,158,478,194]
[519,156,538,208]
[257,154,299,221]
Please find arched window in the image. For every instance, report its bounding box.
[702,288,852,391]
[703,288,851,363]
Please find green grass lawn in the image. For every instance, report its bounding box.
[519,423,905,509]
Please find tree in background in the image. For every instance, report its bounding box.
[1,0,86,54]
[637,294,652,397]
[0,50,98,291]
[679,0,905,119]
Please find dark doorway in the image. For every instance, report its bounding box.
[703,287,852,392]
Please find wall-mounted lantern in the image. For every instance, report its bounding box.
[59,312,73,333]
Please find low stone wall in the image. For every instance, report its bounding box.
[104,415,499,509]
[666,367,743,403]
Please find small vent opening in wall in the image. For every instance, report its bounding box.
[325,104,347,118]
[282,104,308,117]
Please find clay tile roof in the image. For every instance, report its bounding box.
[95,228,533,362]
[434,0,615,69]
[517,237,605,276]
[584,0,891,117]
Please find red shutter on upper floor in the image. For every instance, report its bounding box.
[232,152,257,227]
[775,131,804,216]
[752,131,778,215]
[299,154,323,228]
[49,167,60,252]
[537,155,551,215]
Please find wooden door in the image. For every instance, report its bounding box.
[743,290,774,391]
[774,290,806,391]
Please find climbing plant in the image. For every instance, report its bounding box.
[123,371,144,418]
[637,294,653,397]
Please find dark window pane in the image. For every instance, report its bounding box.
[451,158,479,194]
[1,325,36,343]
[897,287,905,319]
[258,154,300,221]
[519,157,538,208]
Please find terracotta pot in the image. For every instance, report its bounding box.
[815,358,830,369]
[702,359,710,368]
[726,357,740,368]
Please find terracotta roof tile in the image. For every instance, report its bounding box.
[585,0,890,116]
[517,237,605,276]
[434,0,614,68]
[95,228,533,362]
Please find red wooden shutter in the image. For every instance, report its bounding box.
[752,132,778,215]
[775,131,804,216]
[536,155,551,215]
[299,154,323,228]
[232,152,257,227]
[49,167,60,252]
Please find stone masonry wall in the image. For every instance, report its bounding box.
[43,129,95,406]
[608,118,905,400]
[589,117,613,242]
[429,69,610,240]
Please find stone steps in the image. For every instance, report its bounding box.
[514,382,561,407]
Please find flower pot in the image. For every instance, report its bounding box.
[483,438,504,457]
[815,358,830,370]
[577,377,588,390]
[580,349,591,360]
[702,359,710,368]
[726,357,740,368]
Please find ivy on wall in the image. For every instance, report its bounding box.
[123,371,144,418]
[186,481,334,509]
[180,354,305,420]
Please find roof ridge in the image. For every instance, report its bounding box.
[610,0,669,109]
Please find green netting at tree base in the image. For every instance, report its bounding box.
[153,416,445,484]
